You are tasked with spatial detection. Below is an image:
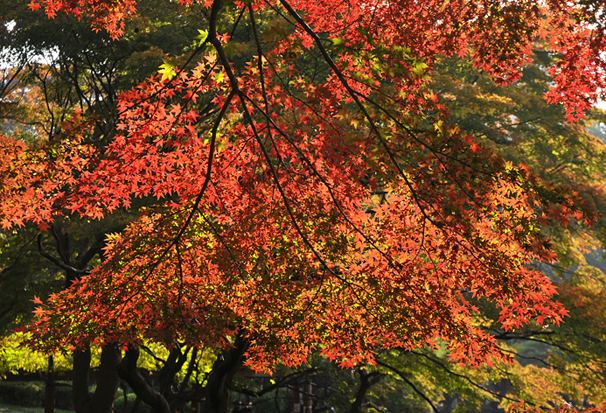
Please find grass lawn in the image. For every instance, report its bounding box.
[0,402,74,413]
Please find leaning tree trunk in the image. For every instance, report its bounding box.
[117,346,172,413]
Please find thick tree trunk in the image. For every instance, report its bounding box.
[117,346,172,413]
[159,347,190,397]
[72,347,91,412]
[73,343,122,413]
[202,336,248,413]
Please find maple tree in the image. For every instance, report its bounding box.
[1,0,606,412]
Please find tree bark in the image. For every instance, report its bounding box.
[159,346,190,397]
[73,343,122,413]
[348,369,384,413]
[202,336,249,413]
[72,346,92,412]
[117,346,172,413]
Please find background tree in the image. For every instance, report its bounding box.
[1,1,606,413]
[426,46,606,410]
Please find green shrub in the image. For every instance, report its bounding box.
[0,381,44,407]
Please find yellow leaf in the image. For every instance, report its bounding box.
[159,59,177,81]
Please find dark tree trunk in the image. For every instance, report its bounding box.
[72,347,91,412]
[348,369,384,413]
[73,343,122,413]
[159,347,190,397]
[39,226,120,413]
[117,346,172,413]
[202,336,249,413]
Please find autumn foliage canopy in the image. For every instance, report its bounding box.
[2,0,605,372]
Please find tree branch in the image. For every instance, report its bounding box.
[375,360,439,413]
[37,234,89,276]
